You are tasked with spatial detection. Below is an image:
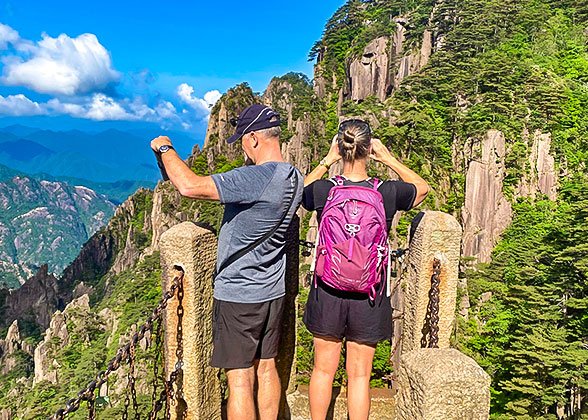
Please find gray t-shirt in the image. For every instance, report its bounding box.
[211,162,303,303]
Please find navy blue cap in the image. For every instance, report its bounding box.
[227,104,281,144]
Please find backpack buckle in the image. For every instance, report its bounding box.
[345,224,361,236]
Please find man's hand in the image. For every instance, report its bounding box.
[325,134,342,167]
[369,138,394,164]
[151,135,173,152]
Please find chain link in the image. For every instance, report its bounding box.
[47,271,184,420]
[421,259,441,348]
[129,344,140,419]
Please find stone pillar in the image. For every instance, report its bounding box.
[277,216,300,419]
[401,211,462,353]
[160,222,221,420]
[395,348,491,420]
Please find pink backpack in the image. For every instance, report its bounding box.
[312,176,389,300]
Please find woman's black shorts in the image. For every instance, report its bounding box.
[302,278,393,344]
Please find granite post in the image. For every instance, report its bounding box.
[160,222,221,420]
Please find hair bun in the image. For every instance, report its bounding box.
[343,130,355,143]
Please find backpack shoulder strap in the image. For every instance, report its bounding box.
[213,167,299,280]
[373,178,380,190]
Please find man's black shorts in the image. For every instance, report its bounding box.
[211,296,285,369]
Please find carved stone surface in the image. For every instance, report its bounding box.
[402,211,462,353]
[395,348,490,420]
[160,222,221,420]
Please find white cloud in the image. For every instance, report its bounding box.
[47,94,182,123]
[0,94,47,116]
[2,30,121,95]
[155,101,178,120]
[0,23,20,49]
[177,83,221,114]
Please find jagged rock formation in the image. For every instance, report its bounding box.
[262,75,326,176]
[461,129,558,263]
[203,83,257,166]
[461,130,513,263]
[33,295,91,385]
[0,321,34,375]
[1,265,60,330]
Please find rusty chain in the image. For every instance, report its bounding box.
[46,270,184,420]
[149,319,164,419]
[149,269,185,420]
[421,259,441,348]
[86,391,96,420]
[128,344,140,420]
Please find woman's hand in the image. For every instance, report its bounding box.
[324,134,342,166]
[369,138,394,164]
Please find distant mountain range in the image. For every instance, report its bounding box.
[0,175,117,289]
[0,163,155,205]
[0,124,197,289]
[0,125,200,183]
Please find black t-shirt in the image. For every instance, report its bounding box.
[302,177,417,231]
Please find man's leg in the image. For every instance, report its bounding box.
[345,341,376,420]
[254,357,281,420]
[309,335,343,420]
[226,366,256,420]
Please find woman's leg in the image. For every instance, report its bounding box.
[309,335,343,420]
[346,341,377,420]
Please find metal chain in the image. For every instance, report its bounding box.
[128,344,140,420]
[122,368,130,420]
[150,270,185,420]
[47,271,185,420]
[421,259,441,348]
[86,391,96,420]
[149,319,163,420]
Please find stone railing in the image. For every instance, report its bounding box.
[159,212,490,420]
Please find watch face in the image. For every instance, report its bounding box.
[159,145,170,153]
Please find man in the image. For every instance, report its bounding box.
[150,104,303,420]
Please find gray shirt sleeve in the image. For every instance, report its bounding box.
[211,165,273,204]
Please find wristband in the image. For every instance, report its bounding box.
[319,158,331,170]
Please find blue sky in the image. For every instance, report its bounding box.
[0,0,343,139]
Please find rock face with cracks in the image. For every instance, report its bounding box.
[461,130,513,263]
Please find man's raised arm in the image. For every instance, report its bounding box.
[150,135,219,201]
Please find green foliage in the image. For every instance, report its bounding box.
[128,189,153,250]
[456,176,588,418]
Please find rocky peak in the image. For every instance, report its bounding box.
[0,320,34,376]
[1,265,59,331]
[33,294,91,385]
[203,83,258,166]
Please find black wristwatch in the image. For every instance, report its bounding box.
[158,144,174,153]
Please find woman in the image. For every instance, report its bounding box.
[302,119,429,419]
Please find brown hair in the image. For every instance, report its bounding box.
[337,119,371,162]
